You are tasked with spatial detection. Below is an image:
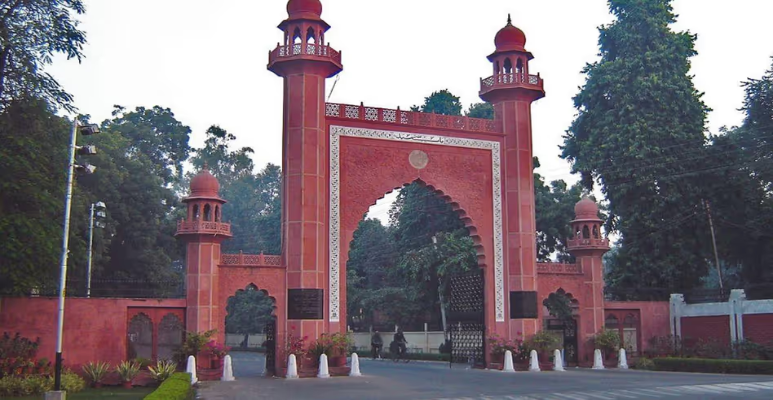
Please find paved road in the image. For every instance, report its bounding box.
[197,352,773,400]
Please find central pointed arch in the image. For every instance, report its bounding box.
[329,125,505,327]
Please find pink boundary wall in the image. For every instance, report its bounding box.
[605,301,671,349]
[0,296,185,369]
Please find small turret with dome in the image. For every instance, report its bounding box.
[268,0,342,78]
[566,197,608,254]
[176,164,232,238]
[479,14,544,102]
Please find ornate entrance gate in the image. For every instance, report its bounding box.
[263,318,276,376]
[546,318,578,364]
[446,268,485,368]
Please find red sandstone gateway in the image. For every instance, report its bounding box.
[0,0,679,375]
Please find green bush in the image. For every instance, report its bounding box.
[144,372,192,400]
[654,357,773,374]
[0,375,53,396]
[633,357,655,370]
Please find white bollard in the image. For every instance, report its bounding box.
[186,355,198,384]
[528,350,540,372]
[317,354,330,378]
[221,354,235,381]
[286,354,299,379]
[618,348,628,369]
[350,353,362,377]
[502,350,516,373]
[592,349,605,370]
[553,349,565,372]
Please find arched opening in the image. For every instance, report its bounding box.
[225,284,277,377]
[542,289,579,365]
[346,180,483,364]
[292,27,302,44]
[494,60,500,75]
[127,313,153,361]
[192,204,200,221]
[157,313,184,361]
[516,58,524,82]
[215,205,221,222]
[592,225,599,239]
[306,27,316,44]
[203,204,212,221]
[503,58,513,74]
[582,225,590,239]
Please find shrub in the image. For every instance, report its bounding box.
[653,357,773,374]
[633,357,655,370]
[61,370,86,393]
[116,360,141,382]
[148,359,177,382]
[592,328,620,358]
[523,331,560,355]
[646,334,682,358]
[174,330,216,365]
[82,361,111,385]
[143,372,193,400]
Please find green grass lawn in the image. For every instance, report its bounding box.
[6,387,155,400]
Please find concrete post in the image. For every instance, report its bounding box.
[317,354,330,378]
[592,349,604,370]
[528,350,540,372]
[503,350,515,373]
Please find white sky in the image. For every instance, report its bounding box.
[49,0,773,225]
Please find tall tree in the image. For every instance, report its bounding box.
[410,89,462,116]
[0,99,74,294]
[0,0,86,111]
[561,0,712,290]
[465,102,494,119]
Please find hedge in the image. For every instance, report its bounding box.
[653,358,773,375]
[144,372,193,400]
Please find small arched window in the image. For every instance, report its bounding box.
[192,204,200,220]
[605,314,619,329]
[307,27,316,44]
[592,225,599,239]
[516,58,523,73]
[215,205,220,222]
[203,204,211,221]
[504,58,513,74]
[582,225,591,239]
[495,60,500,75]
[293,27,302,44]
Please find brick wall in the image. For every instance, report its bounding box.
[742,314,773,344]
[681,315,731,345]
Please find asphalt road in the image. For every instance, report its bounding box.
[196,352,773,400]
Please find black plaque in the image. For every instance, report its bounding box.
[287,289,324,320]
[510,291,538,319]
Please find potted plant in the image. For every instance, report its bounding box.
[592,328,621,366]
[523,330,560,367]
[35,358,50,375]
[148,359,177,383]
[82,361,110,388]
[329,332,353,367]
[204,340,230,369]
[284,329,309,367]
[116,361,140,388]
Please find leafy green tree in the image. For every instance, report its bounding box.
[465,102,494,119]
[225,286,275,346]
[409,89,462,116]
[534,158,584,262]
[0,99,75,294]
[186,126,281,254]
[561,0,712,290]
[0,0,86,111]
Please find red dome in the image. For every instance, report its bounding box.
[495,15,526,52]
[190,166,220,197]
[287,0,322,19]
[574,197,600,220]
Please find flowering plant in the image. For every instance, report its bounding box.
[487,331,523,356]
[284,327,308,358]
[204,340,230,358]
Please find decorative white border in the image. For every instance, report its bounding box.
[329,125,505,322]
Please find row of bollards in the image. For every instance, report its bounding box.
[185,354,236,383]
[286,352,363,379]
[500,348,628,372]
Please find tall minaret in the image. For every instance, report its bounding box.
[479,15,545,337]
[176,165,232,341]
[268,0,343,338]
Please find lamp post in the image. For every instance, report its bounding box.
[86,201,106,298]
[51,120,100,396]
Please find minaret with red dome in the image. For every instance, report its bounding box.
[480,16,545,337]
[268,0,343,338]
[176,165,232,336]
[567,197,610,345]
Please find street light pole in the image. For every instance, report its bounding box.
[53,120,79,391]
[86,203,95,298]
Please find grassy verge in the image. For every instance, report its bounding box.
[4,387,155,400]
